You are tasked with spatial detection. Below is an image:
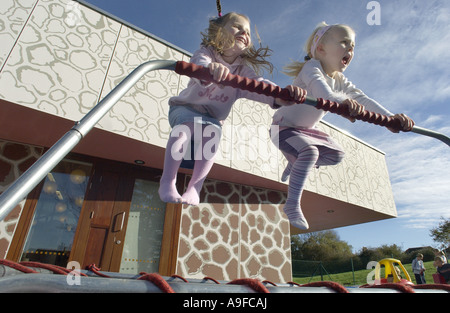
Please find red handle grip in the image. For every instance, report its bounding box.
[316,98,403,130]
[175,61,293,102]
[174,61,405,132]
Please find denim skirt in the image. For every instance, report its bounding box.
[169,105,222,131]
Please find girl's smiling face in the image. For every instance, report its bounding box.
[221,15,251,63]
[317,27,355,77]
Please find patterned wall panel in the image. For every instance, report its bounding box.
[362,144,395,214]
[0,0,121,121]
[230,99,280,182]
[338,129,377,209]
[239,186,291,282]
[98,25,187,148]
[176,178,291,283]
[0,140,44,258]
[176,180,241,281]
[314,122,395,215]
[313,123,349,202]
[0,0,38,68]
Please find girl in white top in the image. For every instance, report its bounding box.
[272,22,414,230]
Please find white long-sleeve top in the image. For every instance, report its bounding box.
[169,46,279,122]
[272,59,393,129]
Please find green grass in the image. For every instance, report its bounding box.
[292,261,437,286]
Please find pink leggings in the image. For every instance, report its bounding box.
[158,122,221,206]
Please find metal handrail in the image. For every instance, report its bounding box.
[0,60,177,222]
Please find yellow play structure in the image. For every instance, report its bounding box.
[374,258,413,285]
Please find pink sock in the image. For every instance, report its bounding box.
[181,157,215,205]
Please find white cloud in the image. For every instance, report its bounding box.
[369,130,450,231]
[346,1,450,114]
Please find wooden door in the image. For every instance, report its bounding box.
[70,163,134,271]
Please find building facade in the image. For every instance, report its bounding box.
[0,0,396,283]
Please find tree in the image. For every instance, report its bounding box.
[430,217,450,249]
[290,230,353,261]
[357,244,404,266]
[377,244,403,258]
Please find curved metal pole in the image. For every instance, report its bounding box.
[0,60,177,222]
[410,126,450,146]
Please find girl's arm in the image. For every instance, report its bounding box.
[339,76,393,116]
[341,78,414,132]
[300,63,413,131]
[190,46,214,68]
[299,61,392,115]
[299,66,366,122]
[189,47,216,86]
[299,65,350,104]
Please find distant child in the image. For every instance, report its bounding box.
[159,12,306,205]
[271,22,414,230]
[412,253,426,284]
[434,256,450,284]
[434,249,447,265]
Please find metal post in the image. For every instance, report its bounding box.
[0,60,177,222]
[351,258,356,285]
[410,125,450,146]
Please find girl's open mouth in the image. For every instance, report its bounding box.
[236,36,247,46]
[342,56,350,65]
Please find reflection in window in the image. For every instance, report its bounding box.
[20,160,92,267]
[120,179,166,274]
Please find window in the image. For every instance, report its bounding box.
[20,160,92,266]
[119,179,166,274]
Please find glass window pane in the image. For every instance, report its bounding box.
[20,160,92,267]
[119,179,166,274]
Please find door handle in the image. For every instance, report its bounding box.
[113,212,125,232]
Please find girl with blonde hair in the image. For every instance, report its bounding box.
[271,22,414,230]
[159,12,306,206]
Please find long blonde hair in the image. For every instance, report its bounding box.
[201,12,274,75]
[283,22,354,77]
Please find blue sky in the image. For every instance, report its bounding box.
[79,0,450,252]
